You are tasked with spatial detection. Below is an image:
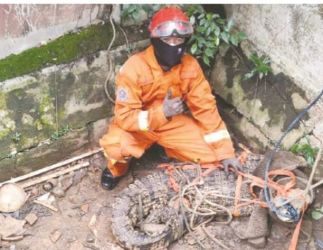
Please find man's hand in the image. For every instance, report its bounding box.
[163,90,186,118]
[221,157,242,177]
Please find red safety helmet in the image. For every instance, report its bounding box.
[149,6,193,38]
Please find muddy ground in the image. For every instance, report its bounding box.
[0,145,322,250]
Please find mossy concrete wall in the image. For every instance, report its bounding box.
[211,45,312,151]
[0,4,106,60]
[211,4,323,152]
[0,15,150,181]
[2,4,322,181]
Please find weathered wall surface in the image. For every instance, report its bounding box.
[1,4,322,181]
[211,4,323,151]
[225,5,323,95]
[0,4,150,181]
[0,39,149,182]
[0,4,107,60]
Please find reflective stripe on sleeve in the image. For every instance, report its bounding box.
[204,130,231,144]
[138,111,149,131]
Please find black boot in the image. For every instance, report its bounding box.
[101,168,121,190]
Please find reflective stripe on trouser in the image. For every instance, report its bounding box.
[99,115,232,175]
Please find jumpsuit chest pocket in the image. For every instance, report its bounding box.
[138,75,159,104]
[138,72,189,103]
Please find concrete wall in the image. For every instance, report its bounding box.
[210,4,323,152]
[1,4,322,181]
[225,5,323,96]
[0,4,150,181]
[0,4,106,59]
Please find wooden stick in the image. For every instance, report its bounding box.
[0,148,102,186]
[304,147,322,194]
[2,235,24,241]
[311,179,323,190]
[20,161,90,189]
[33,200,58,212]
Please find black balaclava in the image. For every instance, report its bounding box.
[151,38,188,71]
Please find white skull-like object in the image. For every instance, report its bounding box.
[0,183,27,212]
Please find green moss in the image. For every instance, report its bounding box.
[0,128,10,140]
[39,95,53,114]
[0,92,6,109]
[0,23,114,82]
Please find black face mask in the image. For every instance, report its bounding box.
[151,38,188,71]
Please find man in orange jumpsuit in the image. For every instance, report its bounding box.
[100,6,241,190]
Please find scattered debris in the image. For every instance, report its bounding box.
[49,230,62,243]
[81,203,89,213]
[73,169,87,185]
[88,215,98,238]
[33,193,58,212]
[0,148,321,249]
[42,182,53,192]
[86,233,95,243]
[68,240,83,250]
[24,213,38,226]
[33,200,58,212]
[0,214,26,239]
[0,148,102,187]
[20,162,90,189]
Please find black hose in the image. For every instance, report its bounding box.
[263,88,323,216]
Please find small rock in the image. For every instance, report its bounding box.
[68,195,78,204]
[88,215,97,237]
[48,178,58,187]
[50,230,62,243]
[187,237,196,245]
[81,204,89,213]
[68,240,83,250]
[248,237,266,248]
[51,187,65,198]
[73,169,87,185]
[30,187,39,196]
[0,214,26,238]
[25,213,38,225]
[61,173,74,191]
[86,233,95,243]
[42,182,54,192]
[245,205,269,239]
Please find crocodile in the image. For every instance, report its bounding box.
[111,151,309,249]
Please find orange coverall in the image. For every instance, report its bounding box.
[100,45,235,177]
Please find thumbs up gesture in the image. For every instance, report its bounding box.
[163,89,186,118]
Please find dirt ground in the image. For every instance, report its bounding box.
[1,146,322,250]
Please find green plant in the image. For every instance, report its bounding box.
[121,4,163,23]
[50,125,71,141]
[186,5,247,66]
[11,132,21,143]
[121,5,145,22]
[121,4,247,67]
[244,53,272,80]
[0,152,16,160]
[290,143,319,166]
[311,207,323,220]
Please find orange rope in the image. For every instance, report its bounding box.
[233,174,243,216]
[288,207,306,250]
[158,153,309,250]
